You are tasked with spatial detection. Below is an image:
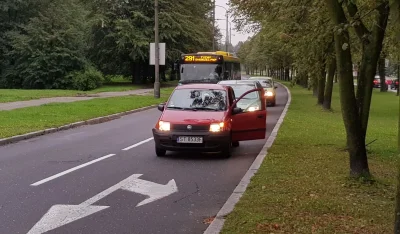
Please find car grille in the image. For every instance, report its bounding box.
[171,124,209,132]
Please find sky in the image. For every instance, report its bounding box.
[214,0,253,46]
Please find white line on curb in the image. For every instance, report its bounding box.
[122,137,154,151]
[31,154,116,186]
[203,82,292,234]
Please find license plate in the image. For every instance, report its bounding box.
[177,136,203,144]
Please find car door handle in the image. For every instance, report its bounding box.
[257,115,263,118]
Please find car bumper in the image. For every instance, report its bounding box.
[264,95,276,104]
[152,129,231,152]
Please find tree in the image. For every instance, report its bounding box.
[2,0,91,89]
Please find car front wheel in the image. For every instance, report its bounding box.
[155,147,166,157]
[221,142,232,158]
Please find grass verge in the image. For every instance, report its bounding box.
[0,88,174,138]
[221,83,398,233]
[0,80,178,103]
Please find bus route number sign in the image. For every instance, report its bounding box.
[184,55,218,63]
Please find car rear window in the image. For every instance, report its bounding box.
[230,84,259,99]
[167,89,227,111]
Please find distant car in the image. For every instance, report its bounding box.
[152,83,267,158]
[217,80,265,111]
[373,76,381,88]
[392,78,399,90]
[248,76,277,106]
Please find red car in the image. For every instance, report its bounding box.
[152,84,267,158]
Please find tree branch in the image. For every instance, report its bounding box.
[346,2,371,43]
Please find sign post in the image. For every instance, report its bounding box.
[154,0,160,98]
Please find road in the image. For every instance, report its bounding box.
[0,84,288,234]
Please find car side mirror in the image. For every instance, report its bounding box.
[232,107,243,115]
[157,103,165,111]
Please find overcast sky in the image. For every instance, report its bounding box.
[215,0,253,46]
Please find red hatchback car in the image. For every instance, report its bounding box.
[152,84,267,158]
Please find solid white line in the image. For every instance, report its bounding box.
[122,137,154,151]
[30,154,116,186]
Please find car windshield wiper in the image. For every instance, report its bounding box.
[189,107,219,111]
[167,106,187,110]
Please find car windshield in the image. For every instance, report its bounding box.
[230,84,258,99]
[180,64,222,82]
[167,89,227,111]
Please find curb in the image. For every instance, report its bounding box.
[0,105,157,147]
[203,82,292,234]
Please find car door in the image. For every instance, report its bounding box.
[231,89,267,142]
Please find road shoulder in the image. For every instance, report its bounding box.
[204,82,292,234]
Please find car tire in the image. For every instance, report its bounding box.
[271,99,276,107]
[155,147,166,157]
[221,142,232,158]
[232,141,240,147]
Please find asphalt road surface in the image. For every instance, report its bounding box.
[0,84,288,234]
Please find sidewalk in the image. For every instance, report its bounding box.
[0,88,153,111]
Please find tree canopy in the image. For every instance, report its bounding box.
[0,0,219,89]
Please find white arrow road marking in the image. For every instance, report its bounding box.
[27,174,178,234]
[121,175,178,207]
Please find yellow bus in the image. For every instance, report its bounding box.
[177,51,241,85]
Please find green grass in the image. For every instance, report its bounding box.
[221,83,398,234]
[0,80,178,103]
[0,87,174,138]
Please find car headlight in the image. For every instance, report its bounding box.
[247,106,260,112]
[210,122,224,132]
[265,91,274,97]
[158,121,170,131]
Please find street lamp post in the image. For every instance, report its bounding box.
[154,0,160,98]
[212,0,216,51]
[215,5,229,52]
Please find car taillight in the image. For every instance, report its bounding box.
[396,81,399,85]
[373,80,378,84]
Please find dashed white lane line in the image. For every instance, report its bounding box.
[122,137,154,151]
[30,154,116,186]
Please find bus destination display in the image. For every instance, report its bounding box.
[183,55,219,63]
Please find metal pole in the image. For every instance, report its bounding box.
[225,12,228,52]
[229,23,232,52]
[212,0,215,51]
[154,0,160,98]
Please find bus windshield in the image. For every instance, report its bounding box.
[180,64,222,82]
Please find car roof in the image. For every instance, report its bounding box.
[218,80,259,85]
[249,76,273,80]
[175,83,227,90]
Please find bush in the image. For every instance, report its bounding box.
[70,67,104,91]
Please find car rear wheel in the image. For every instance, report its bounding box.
[232,141,240,147]
[155,147,166,157]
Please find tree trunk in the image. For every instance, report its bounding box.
[354,3,389,142]
[395,165,400,233]
[323,56,336,110]
[326,0,369,177]
[312,73,318,96]
[378,54,387,92]
[318,58,327,105]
